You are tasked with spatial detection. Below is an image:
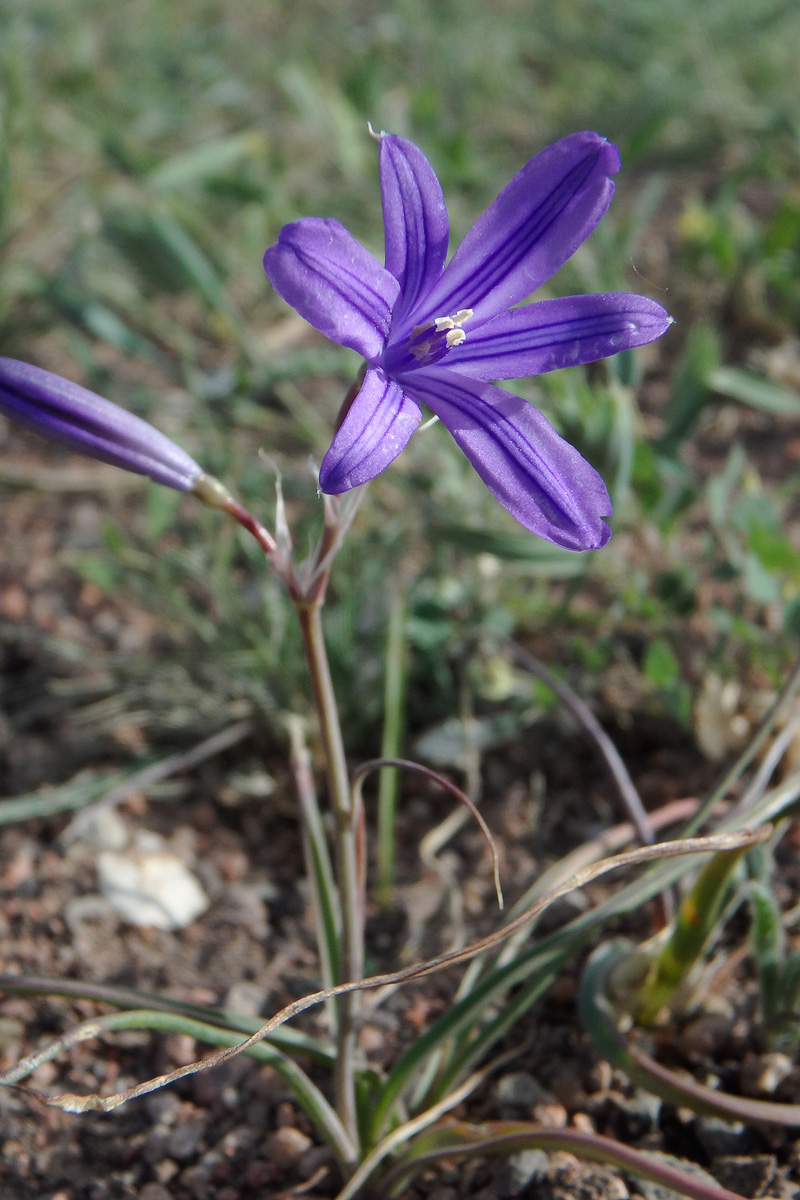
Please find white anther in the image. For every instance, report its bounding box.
[445,328,466,349]
[432,309,473,334]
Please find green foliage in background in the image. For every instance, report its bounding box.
[2,0,800,742]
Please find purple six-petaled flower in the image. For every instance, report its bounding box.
[264,131,671,550]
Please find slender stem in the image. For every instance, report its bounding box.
[287,716,341,1034]
[377,592,407,906]
[295,599,363,1164]
[510,643,655,846]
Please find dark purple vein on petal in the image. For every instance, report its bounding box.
[291,245,395,335]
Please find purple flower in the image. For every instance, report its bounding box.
[0,358,203,491]
[264,131,671,550]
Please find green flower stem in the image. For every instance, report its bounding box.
[295,598,363,1165]
[287,715,341,1035]
[377,591,407,906]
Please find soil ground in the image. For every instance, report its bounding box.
[1,439,799,1200]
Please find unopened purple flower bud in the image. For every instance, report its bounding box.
[0,357,203,492]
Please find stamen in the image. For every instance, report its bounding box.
[433,308,473,332]
[403,308,474,367]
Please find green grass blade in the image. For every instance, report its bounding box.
[749,880,785,1023]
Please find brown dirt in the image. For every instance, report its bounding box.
[1,438,800,1200]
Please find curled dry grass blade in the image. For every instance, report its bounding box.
[352,756,504,909]
[0,1009,354,1175]
[0,828,766,1121]
[0,972,331,1062]
[377,772,800,1132]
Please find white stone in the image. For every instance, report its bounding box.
[97,839,208,931]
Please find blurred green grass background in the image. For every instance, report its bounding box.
[2,0,800,744]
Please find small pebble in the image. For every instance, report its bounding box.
[154,1160,178,1184]
[164,1033,197,1067]
[628,1153,721,1200]
[585,1059,612,1094]
[264,1126,313,1170]
[681,1012,732,1058]
[740,1053,794,1097]
[140,1186,173,1200]
[0,584,28,620]
[62,805,129,851]
[491,1148,549,1199]
[532,1101,568,1127]
[694,1115,753,1158]
[711,1154,776,1199]
[547,1064,588,1108]
[493,1071,552,1110]
[244,1160,273,1188]
[167,1118,205,1162]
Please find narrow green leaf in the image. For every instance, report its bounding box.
[661,326,721,451]
[634,845,748,1025]
[710,367,800,418]
[147,131,268,191]
[749,881,784,1023]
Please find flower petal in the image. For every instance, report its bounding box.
[449,293,672,381]
[0,358,202,490]
[409,132,620,328]
[403,366,611,549]
[319,367,421,493]
[380,134,449,326]
[264,218,400,360]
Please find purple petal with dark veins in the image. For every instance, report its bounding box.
[406,133,619,329]
[264,218,400,361]
[319,367,421,493]
[0,358,203,490]
[403,365,612,550]
[380,134,449,327]
[448,293,672,381]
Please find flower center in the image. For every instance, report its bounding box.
[406,309,474,366]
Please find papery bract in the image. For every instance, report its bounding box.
[264,131,672,550]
